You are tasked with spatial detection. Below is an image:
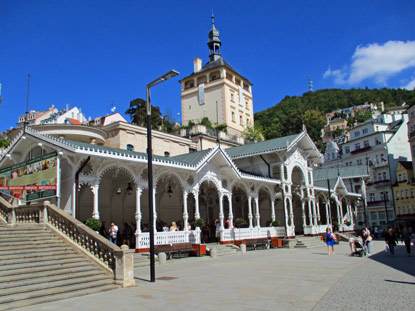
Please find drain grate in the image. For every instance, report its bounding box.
[156,276,178,281]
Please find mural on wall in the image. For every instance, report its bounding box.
[0,152,58,201]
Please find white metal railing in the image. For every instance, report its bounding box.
[136,229,201,248]
[222,226,286,242]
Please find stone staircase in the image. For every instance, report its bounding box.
[207,243,241,257]
[294,236,326,249]
[0,224,119,311]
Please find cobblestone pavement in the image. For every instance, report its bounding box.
[17,240,414,311]
[313,242,415,311]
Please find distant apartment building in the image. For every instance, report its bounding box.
[407,104,415,173]
[17,105,86,128]
[392,161,415,220]
[339,115,411,227]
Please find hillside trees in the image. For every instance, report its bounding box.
[255,88,415,144]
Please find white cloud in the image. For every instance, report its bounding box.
[401,78,415,90]
[324,40,415,86]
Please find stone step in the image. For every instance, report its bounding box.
[0,233,52,240]
[0,252,80,267]
[0,284,118,311]
[0,245,72,256]
[0,273,111,297]
[0,248,75,261]
[0,258,87,276]
[0,279,117,307]
[0,264,100,284]
[0,238,63,247]
[0,241,67,252]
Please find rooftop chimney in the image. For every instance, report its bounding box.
[193,58,202,73]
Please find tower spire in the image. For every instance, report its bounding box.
[207,12,222,62]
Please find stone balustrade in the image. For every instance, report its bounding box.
[0,197,135,288]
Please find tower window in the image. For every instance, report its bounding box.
[231,112,235,122]
[230,93,234,102]
[127,144,134,151]
[240,115,243,125]
[164,151,170,157]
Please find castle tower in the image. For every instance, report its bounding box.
[179,14,254,137]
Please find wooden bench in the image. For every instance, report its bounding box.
[154,244,173,259]
[172,243,199,258]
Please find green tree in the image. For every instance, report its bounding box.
[0,138,10,148]
[125,98,163,129]
[243,126,264,142]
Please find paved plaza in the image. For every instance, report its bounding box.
[18,240,415,311]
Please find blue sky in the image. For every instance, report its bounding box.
[1,1,414,131]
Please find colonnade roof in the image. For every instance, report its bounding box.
[313,165,369,181]
[225,133,301,159]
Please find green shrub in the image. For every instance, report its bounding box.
[271,220,280,227]
[194,218,205,228]
[235,218,244,228]
[85,218,101,231]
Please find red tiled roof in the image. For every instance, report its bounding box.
[67,118,81,125]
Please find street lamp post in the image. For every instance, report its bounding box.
[146,70,179,283]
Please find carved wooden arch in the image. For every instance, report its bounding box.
[288,163,308,186]
[98,164,138,186]
[229,180,250,195]
[198,174,222,195]
[153,170,185,191]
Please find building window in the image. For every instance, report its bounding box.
[231,111,235,122]
[354,131,360,137]
[164,151,170,157]
[362,128,368,134]
[355,143,361,150]
[369,193,375,202]
[240,115,243,125]
[398,174,402,182]
[370,212,377,220]
[246,118,250,126]
[403,173,407,181]
[383,172,387,180]
[396,191,400,199]
[357,159,362,165]
[245,100,249,109]
[378,211,385,220]
[126,144,134,151]
[411,189,414,198]
[405,189,409,198]
[345,146,350,154]
[364,140,370,148]
[230,92,234,102]
[328,153,331,160]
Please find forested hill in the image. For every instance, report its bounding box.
[254,88,415,145]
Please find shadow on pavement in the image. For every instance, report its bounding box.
[368,245,415,277]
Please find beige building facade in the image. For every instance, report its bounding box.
[180,15,254,137]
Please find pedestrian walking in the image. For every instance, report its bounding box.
[385,228,398,256]
[402,227,411,256]
[109,222,118,245]
[362,227,372,256]
[326,227,335,255]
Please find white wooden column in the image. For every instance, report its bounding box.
[283,197,289,228]
[248,196,253,228]
[135,187,143,234]
[72,180,77,218]
[183,190,189,232]
[325,201,330,225]
[301,199,306,227]
[316,200,321,222]
[219,192,224,229]
[193,190,200,219]
[153,188,157,233]
[254,196,260,228]
[307,199,313,226]
[312,199,317,226]
[91,184,99,219]
[228,194,233,227]
[271,195,276,222]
